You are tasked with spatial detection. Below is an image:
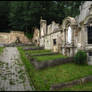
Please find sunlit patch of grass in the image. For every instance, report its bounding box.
[0,47,4,55]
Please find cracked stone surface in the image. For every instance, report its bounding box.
[0,47,32,91]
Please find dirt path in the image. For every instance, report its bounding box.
[0,47,32,91]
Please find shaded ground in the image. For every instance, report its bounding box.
[0,47,32,91]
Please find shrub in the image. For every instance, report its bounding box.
[74,50,87,65]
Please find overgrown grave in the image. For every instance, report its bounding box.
[30,56,74,70]
[23,45,74,70]
[18,47,92,91]
[50,75,92,91]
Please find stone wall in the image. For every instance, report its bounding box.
[0,33,10,44]
[44,35,51,50]
[41,20,61,52]
[40,37,45,47]
[76,1,92,65]
[32,28,40,46]
[51,31,62,52]
[33,1,92,65]
[0,31,31,44]
[40,19,47,37]
[76,1,92,24]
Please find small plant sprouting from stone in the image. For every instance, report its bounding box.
[9,80,16,85]
[18,69,23,74]
[19,73,26,83]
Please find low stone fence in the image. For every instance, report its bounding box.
[30,57,74,70]
[50,75,92,91]
[31,52,59,56]
[4,43,34,47]
[23,47,44,50]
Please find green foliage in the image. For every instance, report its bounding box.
[18,47,92,91]
[60,82,92,91]
[27,50,51,55]
[34,54,66,62]
[27,49,67,62]
[17,47,36,90]
[0,1,84,34]
[8,1,83,33]
[0,1,10,32]
[0,47,4,55]
[25,33,33,39]
[74,50,87,65]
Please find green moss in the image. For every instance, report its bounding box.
[18,47,92,91]
[60,82,92,91]
[17,47,35,89]
[0,47,4,55]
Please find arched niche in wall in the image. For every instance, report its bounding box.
[84,14,92,64]
[67,26,72,44]
[84,15,92,44]
[62,17,77,44]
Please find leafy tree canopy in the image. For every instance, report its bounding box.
[0,1,84,36]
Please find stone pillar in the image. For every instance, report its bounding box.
[40,17,47,47]
[64,29,66,45]
[84,24,88,46]
[66,28,68,44]
[71,25,77,56]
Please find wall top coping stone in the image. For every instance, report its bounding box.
[0,33,10,34]
[10,31,24,33]
[0,31,24,34]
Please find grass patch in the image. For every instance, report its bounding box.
[26,49,67,62]
[60,82,92,91]
[34,54,67,62]
[17,47,35,90]
[18,47,92,91]
[0,47,4,55]
[26,49,51,55]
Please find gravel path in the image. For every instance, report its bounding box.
[0,47,32,91]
